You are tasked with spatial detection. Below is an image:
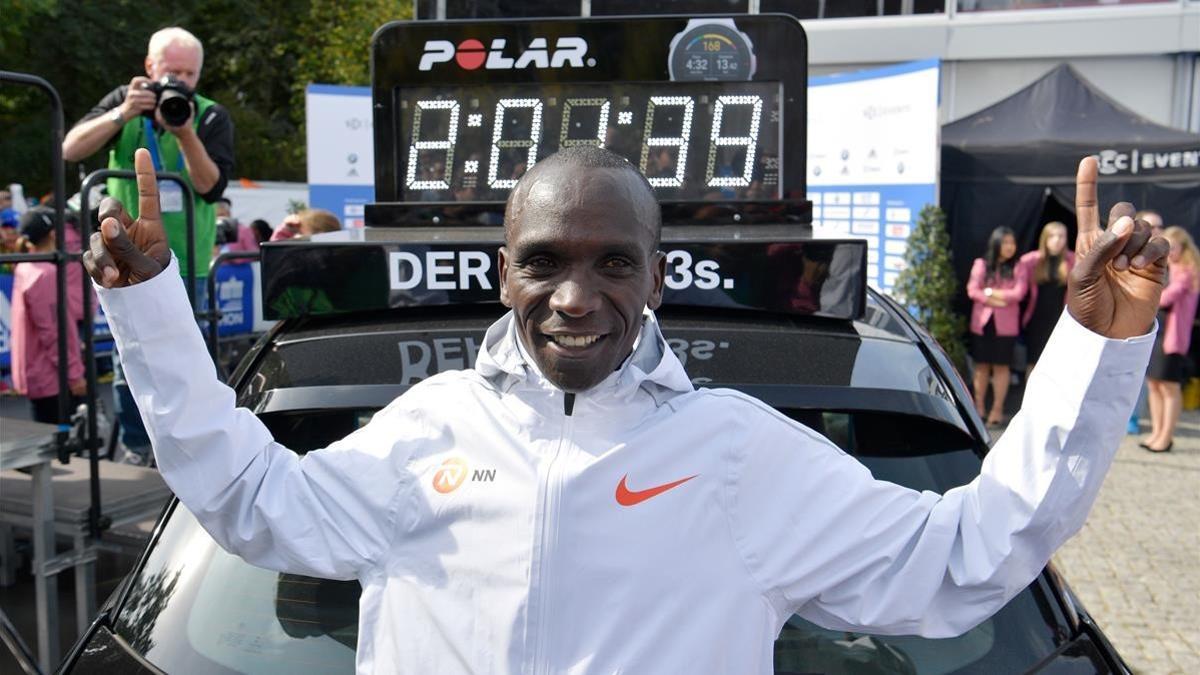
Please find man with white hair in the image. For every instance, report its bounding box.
[64,26,234,464]
[64,27,233,277]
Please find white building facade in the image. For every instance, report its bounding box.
[418,0,1199,131]
[802,1,1199,131]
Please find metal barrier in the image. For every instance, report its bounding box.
[1,70,241,673]
[0,606,40,675]
[0,68,80,675]
[0,71,76,451]
[78,169,196,543]
[204,250,262,370]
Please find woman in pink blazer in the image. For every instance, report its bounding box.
[1016,221,1075,373]
[967,226,1026,427]
[1143,226,1200,452]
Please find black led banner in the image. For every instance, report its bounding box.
[261,239,865,321]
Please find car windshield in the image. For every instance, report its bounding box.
[774,415,1064,675]
[112,408,1068,674]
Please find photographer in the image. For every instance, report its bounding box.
[63,26,233,465]
[63,26,233,296]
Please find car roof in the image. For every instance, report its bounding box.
[235,289,970,438]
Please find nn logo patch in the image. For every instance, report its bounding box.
[431,457,497,494]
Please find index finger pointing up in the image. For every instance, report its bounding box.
[134,147,161,223]
[1076,156,1100,237]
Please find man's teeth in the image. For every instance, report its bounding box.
[552,334,600,347]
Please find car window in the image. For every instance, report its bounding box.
[114,409,1067,675]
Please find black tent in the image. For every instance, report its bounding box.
[941,64,1200,283]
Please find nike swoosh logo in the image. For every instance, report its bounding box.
[615,474,698,506]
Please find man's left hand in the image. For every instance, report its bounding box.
[1067,156,1169,339]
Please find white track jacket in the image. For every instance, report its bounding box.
[99,259,1153,674]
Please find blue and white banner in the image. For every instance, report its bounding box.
[306,84,374,228]
[807,59,940,292]
[214,263,256,337]
[0,274,11,368]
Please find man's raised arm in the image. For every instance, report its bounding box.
[727,157,1168,636]
[85,149,409,580]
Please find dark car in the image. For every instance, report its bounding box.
[56,235,1130,673]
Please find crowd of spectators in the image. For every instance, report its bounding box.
[966,209,1199,452]
[2,178,341,428]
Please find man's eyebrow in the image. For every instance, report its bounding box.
[510,238,648,260]
[509,238,560,258]
[600,242,648,259]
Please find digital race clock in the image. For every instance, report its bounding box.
[400,81,779,201]
[369,15,809,226]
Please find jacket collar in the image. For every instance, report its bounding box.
[474,310,694,402]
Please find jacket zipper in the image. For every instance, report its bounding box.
[531,392,574,674]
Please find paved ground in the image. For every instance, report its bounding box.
[1052,410,1200,674]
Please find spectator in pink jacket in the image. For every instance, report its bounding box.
[63,211,98,326]
[1142,226,1200,453]
[967,226,1026,428]
[11,208,86,423]
[1016,221,1075,374]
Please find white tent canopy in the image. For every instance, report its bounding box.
[221,180,309,228]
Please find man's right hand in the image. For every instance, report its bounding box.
[83,148,171,287]
[119,76,156,122]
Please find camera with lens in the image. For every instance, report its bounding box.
[215,216,239,246]
[142,75,195,127]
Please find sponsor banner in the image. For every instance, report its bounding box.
[214,264,256,337]
[306,84,375,227]
[261,240,866,322]
[807,59,940,293]
[0,273,10,368]
[809,183,935,293]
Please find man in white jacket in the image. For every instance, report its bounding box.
[86,146,1167,674]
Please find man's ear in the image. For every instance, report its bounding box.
[498,246,512,307]
[646,249,666,310]
[144,56,154,77]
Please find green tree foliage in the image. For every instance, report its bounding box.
[295,0,402,90]
[0,0,410,198]
[894,205,969,373]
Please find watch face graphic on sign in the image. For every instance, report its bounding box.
[668,19,756,82]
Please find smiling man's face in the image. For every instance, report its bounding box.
[499,160,664,392]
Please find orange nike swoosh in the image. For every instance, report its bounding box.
[615,474,698,506]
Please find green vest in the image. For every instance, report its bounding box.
[108,93,218,279]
